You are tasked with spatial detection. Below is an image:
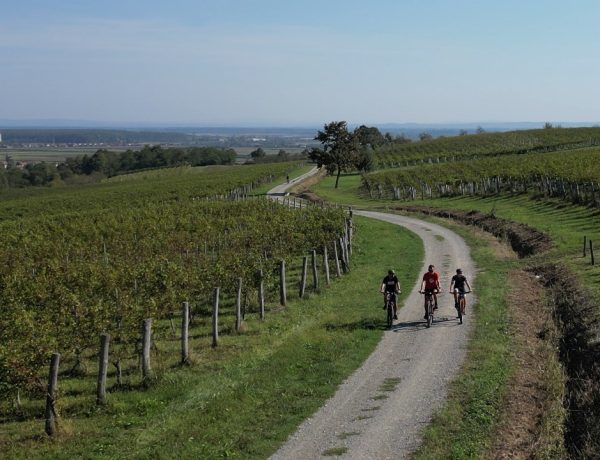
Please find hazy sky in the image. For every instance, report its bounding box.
[2,0,599,125]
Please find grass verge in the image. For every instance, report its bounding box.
[0,215,423,459]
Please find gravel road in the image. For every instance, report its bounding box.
[267,176,477,459]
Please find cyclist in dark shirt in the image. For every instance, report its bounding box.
[449,268,472,314]
[380,269,401,320]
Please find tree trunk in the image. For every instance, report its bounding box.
[335,167,342,188]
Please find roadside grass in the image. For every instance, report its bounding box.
[0,216,423,459]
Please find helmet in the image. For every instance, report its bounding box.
[456,268,463,274]
[388,269,395,275]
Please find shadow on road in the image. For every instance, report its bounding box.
[391,316,463,332]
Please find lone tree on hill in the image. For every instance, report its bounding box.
[310,121,357,188]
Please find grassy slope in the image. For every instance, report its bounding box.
[312,173,581,458]
[1,216,423,459]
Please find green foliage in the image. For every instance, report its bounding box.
[372,126,600,168]
[0,162,346,400]
[363,147,600,204]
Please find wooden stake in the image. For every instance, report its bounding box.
[323,246,330,285]
[141,319,152,379]
[300,256,308,298]
[97,334,110,405]
[311,249,319,290]
[44,352,60,436]
[181,302,189,364]
[279,260,287,306]
[257,269,265,320]
[212,288,220,347]
[235,278,242,331]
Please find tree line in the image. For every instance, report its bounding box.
[0,145,237,189]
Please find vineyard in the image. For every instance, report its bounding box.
[363,147,600,205]
[373,127,600,168]
[0,162,348,406]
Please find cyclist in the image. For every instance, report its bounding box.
[449,268,472,315]
[420,264,440,319]
[380,269,401,320]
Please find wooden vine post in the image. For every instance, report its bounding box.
[212,287,220,347]
[44,352,60,436]
[235,277,243,331]
[181,302,189,364]
[323,245,331,285]
[141,319,152,379]
[333,240,342,277]
[279,260,287,306]
[311,249,319,291]
[583,236,587,257]
[257,269,265,320]
[300,256,308,298]
[590,239,595,266]
[97,334,110,405]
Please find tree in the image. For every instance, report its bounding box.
[476,126,486,134]
[250,147,266,159]
[419,132,433,141]
[459,129,468,136]
[354,125,385,149]
[312,121,357,188]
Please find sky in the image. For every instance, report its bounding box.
[1,0,599,126]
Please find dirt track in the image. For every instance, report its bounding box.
[268,175,477,459]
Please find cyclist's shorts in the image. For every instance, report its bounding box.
[424,288,436,294]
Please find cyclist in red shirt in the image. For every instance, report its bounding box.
[420,264,440,319]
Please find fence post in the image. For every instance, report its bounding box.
[311,249,319,290]
[257,269,265,320]
[142,319,152,379]
[346,218,353,255]
[97,334,110,405]
[583,235,587,257]
[300,256,308,298]
[212,287,220,347]
[279,260,287,306]
[333,240,342,277]
[339,238,349,273]
[236,278,243,331]
[590,240,595,266]
[323,245,330,286]
[44,352,60,436]
[181,302,189,364]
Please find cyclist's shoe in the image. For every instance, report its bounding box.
[393,314,398,320]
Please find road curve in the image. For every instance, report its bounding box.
[268,177,477,459]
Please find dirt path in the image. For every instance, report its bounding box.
[267,174,477,459]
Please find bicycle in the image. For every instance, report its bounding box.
[420,290,437,328]
[383,291,397,328]
[453,290,471,324]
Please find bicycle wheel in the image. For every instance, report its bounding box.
[387,302,393,328]
[457,303,463,324]
[426,298,433,328]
